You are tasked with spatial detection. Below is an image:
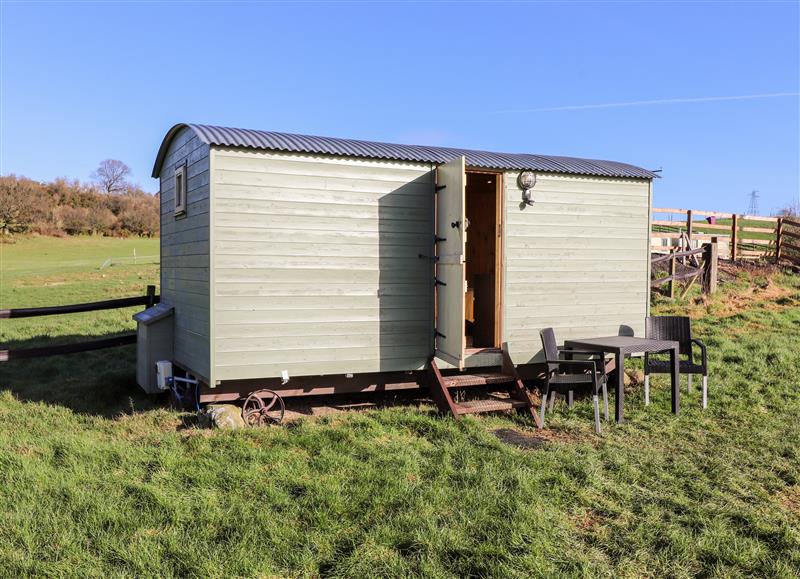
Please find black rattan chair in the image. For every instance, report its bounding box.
[539,328,608,434]
[644,316,708,409]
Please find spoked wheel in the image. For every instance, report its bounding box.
[242,389,285,426]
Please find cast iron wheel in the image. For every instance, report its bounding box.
[242,389,285,426]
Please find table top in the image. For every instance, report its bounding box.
[564,336,679,355]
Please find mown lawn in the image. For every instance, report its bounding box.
[1,236,799,577]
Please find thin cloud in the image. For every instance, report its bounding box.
[495,92,800,113]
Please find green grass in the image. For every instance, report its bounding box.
[0,235,160,415]
[1,236,799,577]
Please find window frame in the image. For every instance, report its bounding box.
[174,164,187,217]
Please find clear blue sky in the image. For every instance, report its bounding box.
[1,1,798,214]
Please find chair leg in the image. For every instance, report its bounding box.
[593,393,601,434]
[688,374,693,394]
[549,391,556,411]
[702,375,708,409]
[539,388,548,428]
[644,375,650,406]
[602,381,609,421]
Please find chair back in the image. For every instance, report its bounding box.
[645,316,692,357]
[539,328,560,373]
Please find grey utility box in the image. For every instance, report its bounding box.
[133,303,174,394]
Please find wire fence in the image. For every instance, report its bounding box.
[98,254,159,269]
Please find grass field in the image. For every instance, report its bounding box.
[1,236,799,577]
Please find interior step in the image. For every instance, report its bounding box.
[443,373,515,388]
[453,398,528,415]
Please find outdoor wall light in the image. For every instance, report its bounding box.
[518,171,536,205]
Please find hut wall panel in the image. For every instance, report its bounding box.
[211,148,435,380]
[503,172,651,365]
[159,127,211,381]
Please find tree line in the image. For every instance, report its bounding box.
[0,160,159,237]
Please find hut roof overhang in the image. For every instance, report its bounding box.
[152,123,659,180]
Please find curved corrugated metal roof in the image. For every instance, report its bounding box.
[152,123,658,179]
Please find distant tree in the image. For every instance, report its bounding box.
[116,188,159,236]
[91,159,131,194]
[0,175,49,234]
[56,206,92,235]
[777,202,799,217]
[87,207,117,234]
[0,172,158,237]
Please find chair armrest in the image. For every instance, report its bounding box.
[691,338,707,367]
[557,347,606,359]
[545,359,597,373]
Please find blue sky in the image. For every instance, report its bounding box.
[1,0,798,214]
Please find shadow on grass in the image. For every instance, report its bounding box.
[0,334,165,418]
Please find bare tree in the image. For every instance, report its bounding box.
[777,201,799,217]
[91,159,131,194]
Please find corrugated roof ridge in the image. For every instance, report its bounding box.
[152,123,657,179]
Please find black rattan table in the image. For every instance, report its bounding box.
[563,336,680,423]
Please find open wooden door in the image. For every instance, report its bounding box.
[435,156,466,368]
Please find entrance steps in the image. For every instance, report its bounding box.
[427,352,541,426]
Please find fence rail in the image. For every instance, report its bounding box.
[0,286,157,362]
[651,242,717,299]
[652,206,799,264]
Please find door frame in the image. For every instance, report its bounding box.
[464,167,504,349]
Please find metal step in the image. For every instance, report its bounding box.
[443,373,516,388]
[453,398,528,415]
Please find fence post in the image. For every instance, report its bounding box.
[731,213,738,261]
[146,285,156,308]
[686,209,693,242]
[776,217,784,264]
[669,251,677,299]
[703,238,718,295]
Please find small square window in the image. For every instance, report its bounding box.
[174,164,187,216]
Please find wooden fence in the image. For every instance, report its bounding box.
[651,242,718,299]
[0,286,158,362]
[651,207,800,265]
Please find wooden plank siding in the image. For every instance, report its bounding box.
[502,171,651,364]
[210,148,436,381]
[159,127,211,382]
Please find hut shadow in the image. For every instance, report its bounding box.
[376,169,436,377]
[0,333,161,418]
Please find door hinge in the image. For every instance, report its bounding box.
[435,185,447,192]
[434,235,446,243]
[418,253,439,261]
[434,330,446,339]
[434,278,446,286]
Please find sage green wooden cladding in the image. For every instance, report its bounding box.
[158,126,211,381]
[502,172,651,364]
[210,148,436,381]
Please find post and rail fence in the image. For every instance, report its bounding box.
[651,240,718,299]
[651,207,800,267]
[0,285,158,362]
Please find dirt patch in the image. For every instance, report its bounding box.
[282,390,430,422]
[573,508,603,532]
[776,485,800,518]
[690,277,796,319]
[712,280,794,318]
[493,428,548,449]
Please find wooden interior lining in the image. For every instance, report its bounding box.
[465,170,503,348]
